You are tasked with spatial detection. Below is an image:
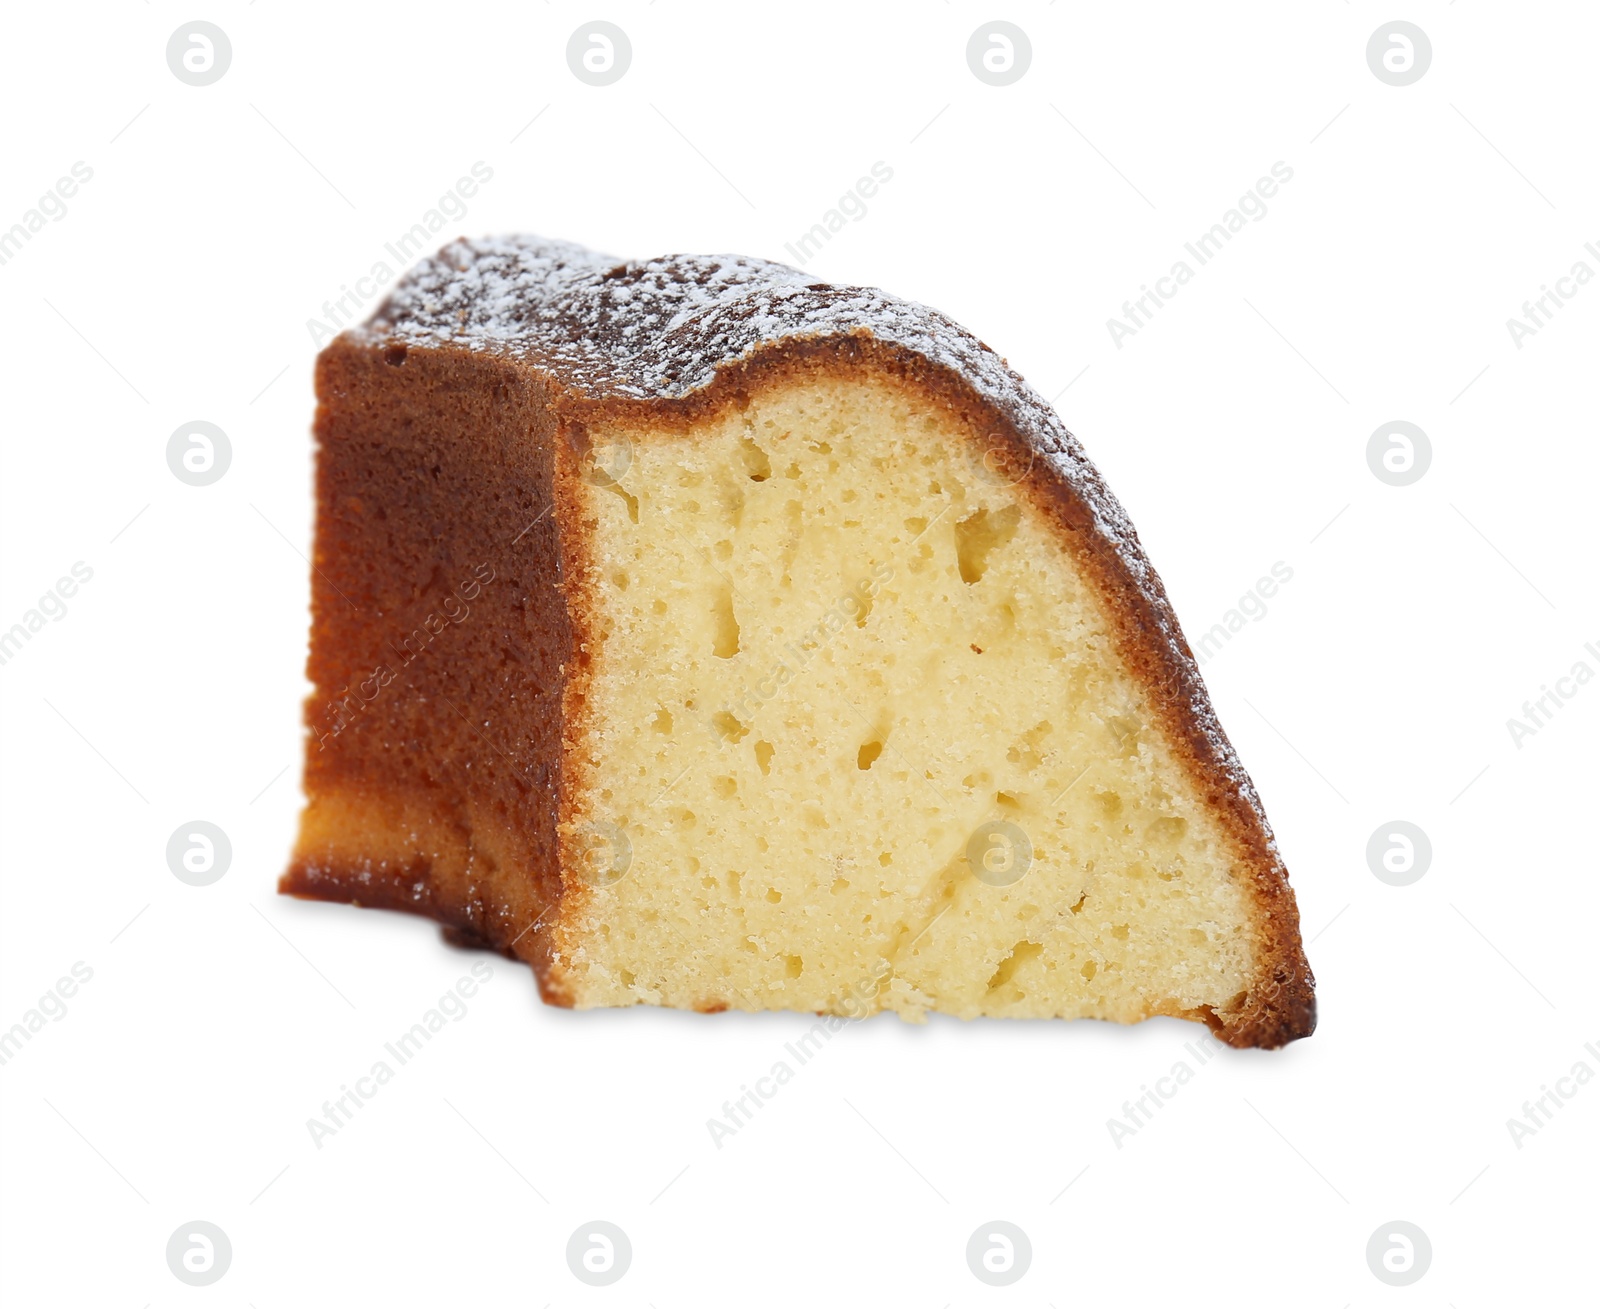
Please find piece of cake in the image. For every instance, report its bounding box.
[281,236,1315,1049]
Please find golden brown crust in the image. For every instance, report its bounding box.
[283,238,1315,1047]
[280,340,574,1000]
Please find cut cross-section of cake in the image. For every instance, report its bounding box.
[282,236,1316,1049]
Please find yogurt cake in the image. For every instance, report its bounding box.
[280,236,1316,1049]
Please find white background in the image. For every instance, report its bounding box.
[1,2,1596,1304]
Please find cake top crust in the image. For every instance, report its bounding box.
[357,233,1275,847]
[360,235,1145,589]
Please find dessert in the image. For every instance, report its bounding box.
[281,236,1316,1048]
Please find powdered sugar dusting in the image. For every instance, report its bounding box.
[353,235,1271,840]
